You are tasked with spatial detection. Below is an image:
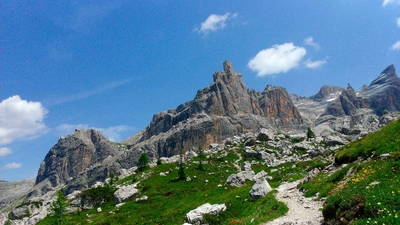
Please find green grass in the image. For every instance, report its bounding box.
[335,119,400,164]
[38,149,287,225]
[300,119,400,224]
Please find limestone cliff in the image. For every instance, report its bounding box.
[124,60,304,156]
[32,129,119,195]
[360,64,400,115]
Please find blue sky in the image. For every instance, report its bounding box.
[1,1,399,181]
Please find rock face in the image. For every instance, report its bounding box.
[322,83,370,117]
[360,64,400,115]
[309,85,344,102]
[124,60,304,157]
[32,129,119,195]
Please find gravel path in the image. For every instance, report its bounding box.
[263,181,324,225]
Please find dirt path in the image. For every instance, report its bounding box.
[262,181,324,225]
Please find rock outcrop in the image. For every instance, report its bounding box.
[31,129,120,196]
[360,64,400,115]
[124,60,304,157]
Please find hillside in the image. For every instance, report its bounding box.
[23,118,398,225]
[300,118,400,224]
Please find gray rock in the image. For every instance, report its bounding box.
[256,151,269,160]
[113,184,140,204]
[225,171,255,187]
[242,161,252,171]
[249,178,272,200]
[10,206,30,220]
[244,149,257,158]
[253,170,268,180]
[324,135,347,146]
[186,203,226,223]
[257,128,274,141]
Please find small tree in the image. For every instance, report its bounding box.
[157,157,162,165]
[137,153,150,171]
[198,146,206,171]
[307,127,316,139]
[49,188,69,225]
[178,149,186,180]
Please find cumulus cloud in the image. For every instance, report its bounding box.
[382,0,400,6]
[304,37,320,50]
[397,17,400,27]
[0,96,48,145]
[0,147,13,157]
[4,162,22,169]
[195,13,236,35]
[391,40,400,50]
[248,43,307,76]
[305,59,327,69]
[56,124,134,142]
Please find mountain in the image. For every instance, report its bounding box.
[31,129,120,197]
[124,60,304,156]
[360,64,400,115]
[28,60,305,197]
[3,61,400,225]
[0,179,35,208]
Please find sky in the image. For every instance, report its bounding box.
[1,1,399,181]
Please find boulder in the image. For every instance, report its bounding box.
[249,178,272,200]
[241,161,252,171]
[225,171,255,187]
[324,135,347,146]
[257,128,274,141]
[253,170,268,180]
[289,134,306,142]
[256,151,269,160]
[244,149,257,158]
[186,203,226,223]
[113,184,140,204]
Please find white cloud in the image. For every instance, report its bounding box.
[305,59,327,69]
[56,124,134,142]
[391,40,400,50]
[248,43,307,76]
[0,147,13,157]
[383,0,400,6]
[4,162,22,169]
[397,17,400,27]
[196,13,235,34]
[304,37,320,50]
[0,96,48,145]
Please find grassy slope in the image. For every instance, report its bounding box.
[300,119,400,224]
[38,149,289,225]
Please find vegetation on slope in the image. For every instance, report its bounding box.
[300,119,400,224]
[38,148,289,225]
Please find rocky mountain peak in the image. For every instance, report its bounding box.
[370,64,396,86]
[213,60,243,85]
[360,64,400,115]
[309,85,345,102]
[34,129,119,190]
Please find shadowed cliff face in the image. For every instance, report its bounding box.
[35,129,119,187]
[135,61,304,155]
[360,65,400,115]
[321,65,400,118]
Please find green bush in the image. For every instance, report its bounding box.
[80,184,116,207]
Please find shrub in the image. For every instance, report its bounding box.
[137,153,150,171]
